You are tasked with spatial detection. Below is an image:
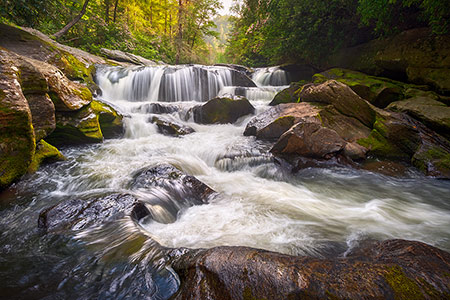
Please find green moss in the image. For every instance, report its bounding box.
[384,266,424,300]
[27,140,65,173]
[73,86,93,102]
[357,129,405,159]
[90,100,123,138]
[412,146,450,173]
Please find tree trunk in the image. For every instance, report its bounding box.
[54,0,90,39]
[176,0,183,64]
[113,0,119,22]
[105,0,110,23]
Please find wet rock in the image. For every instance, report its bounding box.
[343,142,368,161]
[136,103,181,114]
[388,95,450,140]
[214,63,253,76]
[231,71,257,87]
[361,160,409,177]
[271,121,346,159]
[47,100,123,145]
[170,239,450,300]
[279,64,318,82]
[27,140,65,173]
[38,193,143,232]
[190,96,255,124]
[129,164,215,206]
[299,80,376,127]
[151,116,195,137]
[90,100,124,139]
[313,68,410,108]
[269,81,305,106]
[0,50,35,190]
[100,48,158,66]
[244,103,321,140]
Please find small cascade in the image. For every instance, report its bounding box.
[97,65,234,102]
[252,66,289,86]
[218,86,288,101]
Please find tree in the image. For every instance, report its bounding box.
[54,0,91,38]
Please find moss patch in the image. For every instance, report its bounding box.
[384,266,424,300]
[28,140,65,173]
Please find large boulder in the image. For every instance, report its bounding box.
[313,68,413,108]
[27,140,65,173]
[244,103,321,140]
[189,96,255,124]
[0,50,35,189]
[170,239,450,300]
[38,193,144,232]
[299,80,376,127]
[271,121,346,159]
[47,100,123,146]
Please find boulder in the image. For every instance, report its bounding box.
[244,103,321,140]
[231,71,257,87]
[0,50,35,190]
[189,96,255,124]
[170,239,450,300]
[90,100,124,139]
[151,116,195,137]
[388,96,450,140]
[38,193,144,232]
[268,81,305,106]
[0,24,102,89]
[299,80,376,127]
[27,140,65,173]
[313,68,411,108]
[279,64,318,82]
[271,121,346,159]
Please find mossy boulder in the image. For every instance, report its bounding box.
[46,100,123,146]
[388,96,450,140]
[0,23,104,90]
[90,100,124,138]
[170,239,450,300]
[0,49,36,190]
[312,68,413,108]
[269,81,306,106]
[190,96,255,124]
[27,140,65,173]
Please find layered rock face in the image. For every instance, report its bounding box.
[0,24,123,190]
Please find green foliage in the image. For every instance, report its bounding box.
[226,0,450,67]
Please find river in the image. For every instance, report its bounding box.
[1,65,449,299]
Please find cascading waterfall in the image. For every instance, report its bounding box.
[97,65,234,102]
[252,66,289,86]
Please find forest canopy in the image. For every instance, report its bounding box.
[0,0,222,64]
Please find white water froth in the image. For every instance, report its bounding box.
[252,66,289,86]
[27,64,450,256]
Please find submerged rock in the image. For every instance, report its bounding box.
[189,96,255,124]
[170,239,450,300]
[151,116,195,137]
[38,194,144,232]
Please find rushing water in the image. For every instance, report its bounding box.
[1,65,450,299]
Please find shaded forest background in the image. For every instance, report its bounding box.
[0,0,449,66]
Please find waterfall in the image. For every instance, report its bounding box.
[96,65,235,102]
[252,66,289,86]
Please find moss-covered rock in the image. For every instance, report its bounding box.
[388,96,450,140]
[151,116,195,137]
[313,68,414,108]
[269,81,306,106]
[27,140,65,173]
[0,49,35,190]
[90,100,124,138]
[412,145,450,178]
[191,96,255,124]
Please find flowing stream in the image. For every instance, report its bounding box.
[1,64,449,299]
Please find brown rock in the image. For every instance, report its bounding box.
[191,96,255,124]
[170,239,450,300]
[299,80,376,127]
[271,121,346,159]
